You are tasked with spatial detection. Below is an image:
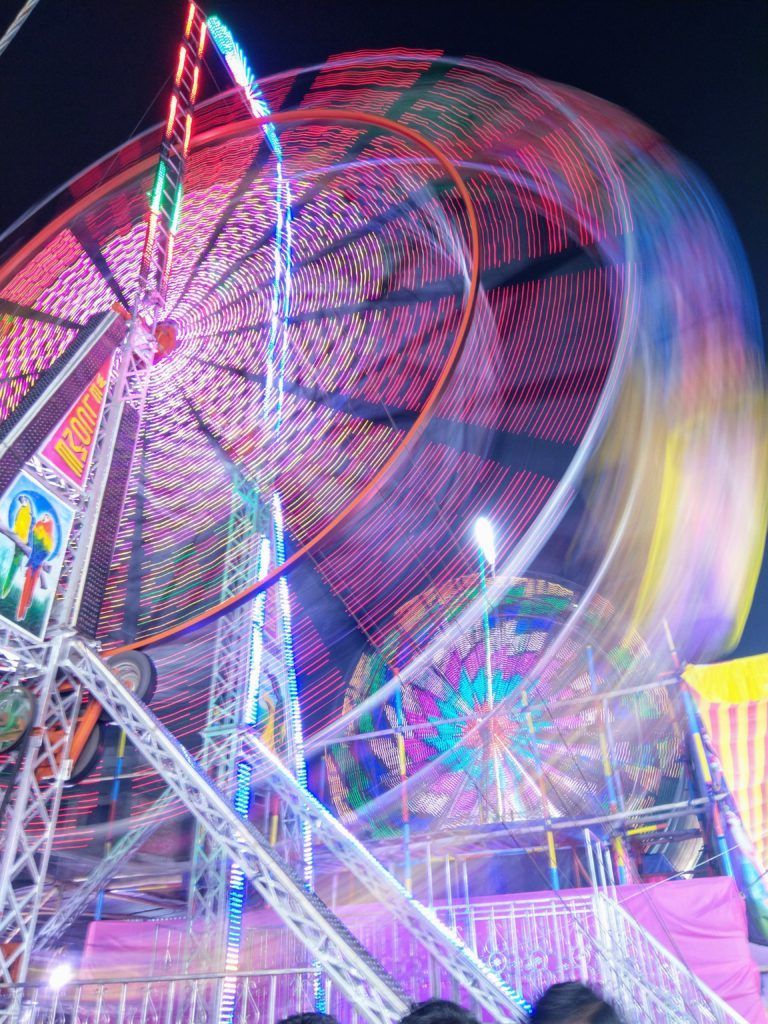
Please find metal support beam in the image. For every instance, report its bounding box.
[57,320,155,629]
[186,482,266,976]
[0,5,208,1002]
[241,733,530,1021]
[33,786,178,951]
[0,633,79,1001]
[63,640,408,1024]
[0,318,155,999]
[0,312,120,457]
[136,5,207,322]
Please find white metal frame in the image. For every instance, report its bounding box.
[582,830,746,1023]
[0,633,76,996]
[185,481,266,970]
[63,640,410,1024]
[242,731,530,1020]
[0,6,208,998]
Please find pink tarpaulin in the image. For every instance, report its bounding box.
[617,877,764,1023]
[81,877,764,1021]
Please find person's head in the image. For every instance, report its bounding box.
[277,1015,338,1024]
[400,999,480,1024]
[531,982,621,1023]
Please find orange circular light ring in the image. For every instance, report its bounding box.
[105,106,481,654]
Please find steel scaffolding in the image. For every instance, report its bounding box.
[0,2,208,1001]
[64,641,410,1024]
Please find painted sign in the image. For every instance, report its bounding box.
[0,472,75,639]
[41,355,113,488]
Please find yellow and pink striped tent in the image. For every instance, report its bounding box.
[684,653,768,872]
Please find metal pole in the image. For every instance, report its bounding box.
[478,551,504,822]
[393,680,413,893]
[586,645,628,884]
[663,621,734,878]
[519,686,560,890]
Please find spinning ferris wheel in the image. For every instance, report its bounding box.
[326,576,684,837]
[0,4,763,1022]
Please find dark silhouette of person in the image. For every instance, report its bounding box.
[400,999,481,1024]
[532,981,622,1022]
[277,1014,339,1024]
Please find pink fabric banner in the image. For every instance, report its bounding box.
[617,878,764,1023]
[81,877,764,1021]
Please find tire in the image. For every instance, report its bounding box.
[104,651,158,706]
[69,722,103,783]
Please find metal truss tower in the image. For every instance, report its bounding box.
[185,20,313,1015]
[185,482,317,1023]
[185,479,266,972]
[0,2,208,1003]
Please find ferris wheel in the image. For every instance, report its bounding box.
[0,5,763,1021]
[0,47,645,854]
[325,575,685,848]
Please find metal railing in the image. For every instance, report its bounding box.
[8,886,749,1024]
[8,836,750,1023]
[8,968,337,1024]
[582,830,748,1024]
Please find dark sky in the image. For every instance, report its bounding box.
[1,0,766,658]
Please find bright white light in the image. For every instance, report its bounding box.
[474,516,496,567]
[48,963,73,991]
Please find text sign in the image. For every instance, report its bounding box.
[41,356,113,488]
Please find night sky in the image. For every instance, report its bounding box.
[0,0,765,658]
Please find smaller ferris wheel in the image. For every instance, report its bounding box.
[325,575,688,886]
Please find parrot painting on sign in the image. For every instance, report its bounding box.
[0,472,74,639]
[1,494,33,600]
